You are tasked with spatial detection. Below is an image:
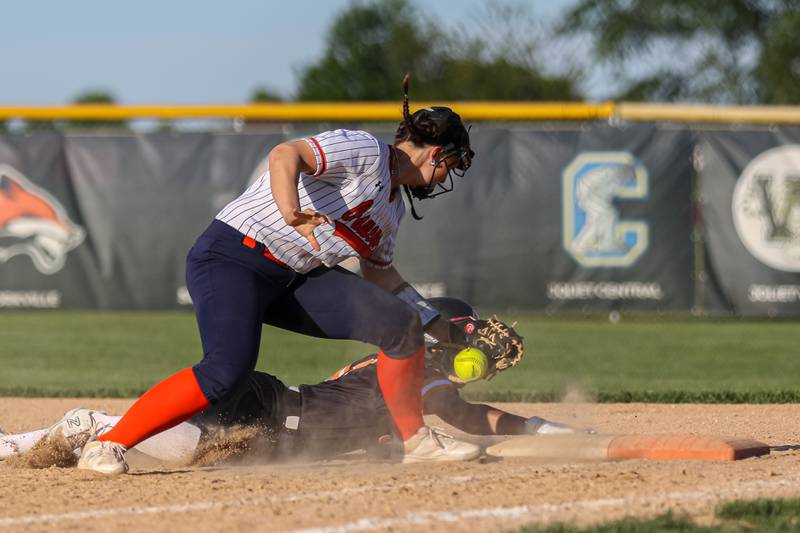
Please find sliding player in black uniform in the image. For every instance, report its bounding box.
[1,298,581,466]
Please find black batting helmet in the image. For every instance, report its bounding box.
[396,74,474,218]
[426,297,478,322]
[405,106,474,179]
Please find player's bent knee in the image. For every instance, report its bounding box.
[192,360,253,404]
[381,306,424,359]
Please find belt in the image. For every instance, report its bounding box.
[241,236,289,268]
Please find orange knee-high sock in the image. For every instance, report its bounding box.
[98,367,210,449]
[377,347,424,441]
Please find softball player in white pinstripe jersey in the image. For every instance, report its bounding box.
[217,128,404,273]
[79,75,479,474]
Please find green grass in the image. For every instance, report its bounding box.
[0,311,365,397]
[1,311,799,399]
[715,498,800,530]
[516,498,800,532]
[522,512,698,532]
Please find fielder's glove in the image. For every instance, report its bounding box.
[448,317,524,379]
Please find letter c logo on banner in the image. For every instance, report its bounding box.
[562,152,649,267]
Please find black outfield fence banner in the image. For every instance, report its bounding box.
[393,124,695,312]
[699,128,800,316]
[0,133,81,309]
[0,124,797,316]
[0,131,285,308]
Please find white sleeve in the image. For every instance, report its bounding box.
[133,422,202,463]
[303,129,381,185]
[0,429,48,458]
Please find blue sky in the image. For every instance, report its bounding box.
[3,0,581,105]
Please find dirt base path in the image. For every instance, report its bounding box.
[2,399,800,532]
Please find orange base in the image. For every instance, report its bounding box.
[607,435,769,461]
[485,434,770,461]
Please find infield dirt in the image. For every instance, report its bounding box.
[2,399,800,532]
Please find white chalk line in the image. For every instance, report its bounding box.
[3,469,800,530]
[286,474,800,533]
[0,473,483,528]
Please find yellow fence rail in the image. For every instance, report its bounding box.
[0,101,799,124]
[616,103,800,124]
[0,102,613,122]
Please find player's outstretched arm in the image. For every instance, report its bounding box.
[360,261,404,292]
[424,386,587,436]
[424,386,528,435]
[360,262,450,341]
[269,140,328,251]
[1,428,49,459]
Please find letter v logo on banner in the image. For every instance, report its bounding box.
[732,144,800,272]
[562,152,649,267]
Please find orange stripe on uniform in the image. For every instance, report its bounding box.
[308,136,327,176]
[327,356,378,381]
[263,247,288,268]
[242,236,289,268]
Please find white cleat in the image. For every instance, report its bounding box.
[402,426,481,463]
[45,408,109,451]
[77,440,129,475]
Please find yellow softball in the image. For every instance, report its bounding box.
[453,348,488,381]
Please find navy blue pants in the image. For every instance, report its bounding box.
[186,220,422,403]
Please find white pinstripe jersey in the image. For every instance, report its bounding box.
[216,129,405,274]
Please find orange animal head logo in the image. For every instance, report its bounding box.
[0,165,85,274]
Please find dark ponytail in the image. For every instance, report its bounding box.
[395,73,440,146]
[402,73,412,124]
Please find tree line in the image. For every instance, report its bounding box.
[261,0,800,105]
[7,0,798,131]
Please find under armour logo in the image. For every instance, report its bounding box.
[374,183,384,191]
[66,417,82,428]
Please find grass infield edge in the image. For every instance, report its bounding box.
[466,389,800,404]
[4,387,800,403]
[517,498,800,532]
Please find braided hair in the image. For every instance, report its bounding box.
[394,74,474,219]
[395,75,438,145]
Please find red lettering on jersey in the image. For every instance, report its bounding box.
[351,216,376,235]
[363,226,382,248]
[333,222,372,257]
[334,200,383,258]
[342,200,373,221]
